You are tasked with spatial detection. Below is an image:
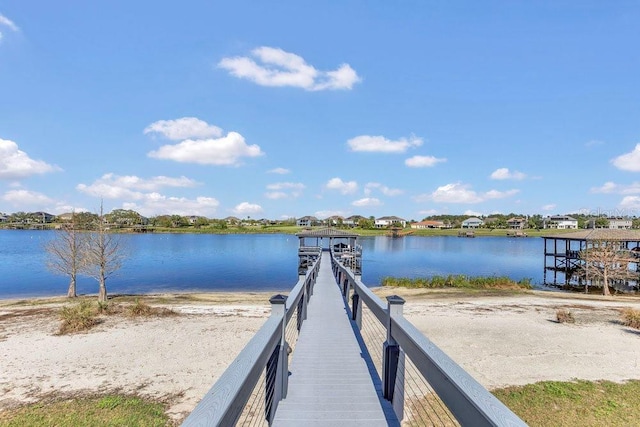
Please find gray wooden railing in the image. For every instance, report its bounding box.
[331,251,527,427]
[182,248,322,426]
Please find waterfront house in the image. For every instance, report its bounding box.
[587,216,633,229]
[297,216,318,227]
[543,215,578,229]
[343,215,365,227]
[375,216,407,228]
[461,217,484,228]
[507,217,527,229]
[411,220,445,229]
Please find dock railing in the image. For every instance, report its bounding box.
[331,250,527,427]
[182,247,322,427]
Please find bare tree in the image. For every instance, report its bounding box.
[83,203,126,302]
[578,239,638,296]
[44,213,86,298]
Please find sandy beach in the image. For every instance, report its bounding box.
[1,290,640,423]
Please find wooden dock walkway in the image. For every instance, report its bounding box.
[272,252,399,427]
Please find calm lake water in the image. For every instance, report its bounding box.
[0,230,544,299]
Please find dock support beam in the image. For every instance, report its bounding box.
[265,294,288,423]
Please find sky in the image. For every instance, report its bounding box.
[1,1,639,221]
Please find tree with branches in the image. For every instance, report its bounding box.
[578,239,638,296]
[44,213,86,298]
[83,203,126,302]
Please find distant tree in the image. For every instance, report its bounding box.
[75,212,100,229]
[594,217,609,228]
[106,209,143,226]
[633,218,640,229]
[83,203,126,302]
[170,215,187,228]
[44,213,86,298]
[577,239,637,296]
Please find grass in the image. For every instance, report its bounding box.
[381,275,533,291]
[621,307,640,329]
[127,299,177,317]
[57,300,99,335]
[556,308,575,323]
[0,394,169,427]
[492,380,640,426]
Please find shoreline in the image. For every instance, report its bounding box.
[2,289,640,423]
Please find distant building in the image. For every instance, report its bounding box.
[507,217,527,229]
[296,216,318,227]
[343,215,365,227]
[461,217,484,228]
[543,215,578,229]
[587,216,632,229]
[375,216,407,228]
[411,220,445,229]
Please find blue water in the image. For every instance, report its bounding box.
[0,230,543,299]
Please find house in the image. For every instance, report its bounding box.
[296,216,318,227]
[343,215,365,227]
[31,212,55,223]
[326,215,344,226]
[375,216,406,228]
[461,217,484,229]
[543,215,578,229]
[587,216,633,229]
[507,217,527,229]
[411,220,445,229]
[0,213,7,223]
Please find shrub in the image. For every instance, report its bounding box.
[127,299,176,317]
[58,300,98,334]
[556,308,575,324]
[621,308,640,329]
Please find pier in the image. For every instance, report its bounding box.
[182,228,525,426]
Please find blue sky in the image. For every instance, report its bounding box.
[1,1,639,221]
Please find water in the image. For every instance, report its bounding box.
[0,230,543,299]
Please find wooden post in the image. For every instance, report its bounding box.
[266,294,288,423]
[383,295,405,421]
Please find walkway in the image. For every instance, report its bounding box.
[272,252,399,427]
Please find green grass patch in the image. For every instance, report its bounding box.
[0,394,169,427]
[493,380,640,426]
[381,275,532,291]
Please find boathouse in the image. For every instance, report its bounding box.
[542,229,640,291]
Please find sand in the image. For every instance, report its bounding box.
[1,290,640,423]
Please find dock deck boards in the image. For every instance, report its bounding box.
[273,252,399,427]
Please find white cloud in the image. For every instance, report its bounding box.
[418,209,439,215]
[326,177,358,195]
[148,131,263,166]
[541,204,556,211]
[268,167,291,174]
[364,182,403,196]
[123,195,220,217]
[77,173,198,199]
[265,182,305,199]
[0,14,18,43]
[619,196,640,210]
[405,155,446,168]
[232,202,263,216]
[0,14,19,32]
[463,210,483,216]
[416,183,519,204]
[612,144,640,172]
[347,135,422,153]
[490,168,526,180]
[591,181,640,195]
[352,197,382,207]
[218,46,361,91]
[0,138,62,179]
[144,117,223,140]
[2,189,53,206]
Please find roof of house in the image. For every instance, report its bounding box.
[296,227,358,238]
[376,216,406,221]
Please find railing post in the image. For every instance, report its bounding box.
[383,295,405,421]
[351,289,362,329]
[266,294,288,423]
